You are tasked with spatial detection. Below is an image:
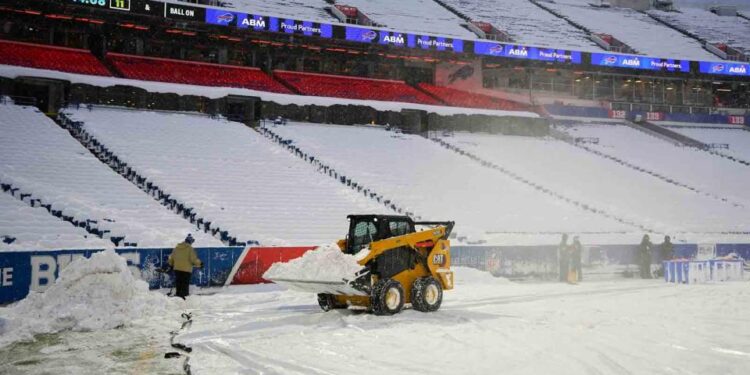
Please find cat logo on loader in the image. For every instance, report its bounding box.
[268,215,455,315]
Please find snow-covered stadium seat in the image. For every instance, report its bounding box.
[64,107,390,246]
[545,0,716,60]
[565,123,750,208]
[0,192,109,251]
[0,40,112,76]
[418,84,532,112]
[270,123,638,245]
[439,0,600,51]
[441,132,750,242]
[273,70,441,105]
[338,0,475,39]
[647,8,750,56]
[0,102,219,248]
[107,53,292,93]
[670,127,750,163]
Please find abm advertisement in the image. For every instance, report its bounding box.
[591,53,690,72]
[474,41,582,64]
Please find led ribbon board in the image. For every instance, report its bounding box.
[474,41,582,64]
[345,26,463,53]
[591,53,689,72]
[699,61,750,77]
[205,9,332,38]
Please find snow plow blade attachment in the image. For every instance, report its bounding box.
[267,269,371,296]
[268,278,368,296]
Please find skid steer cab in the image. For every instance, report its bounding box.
[321,215,455,315]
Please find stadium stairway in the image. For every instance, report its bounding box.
[632,120,750,167]
[429,136,654,233]
[55,112,253,246]
[549,125,746,208]
[0,180,126,246]
[256,125,420,219]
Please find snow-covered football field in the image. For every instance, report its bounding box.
[3,267,748,375]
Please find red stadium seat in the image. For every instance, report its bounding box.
[417,83,532,112]
[107,53,292,93]
[0,40,112,76]
[273,70,441,105]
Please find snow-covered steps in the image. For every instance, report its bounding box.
[564,122,750,210]
[439,0,600,51]
[0,187,109,251]
[439,132,750,242]
[64,107,389,246]
[669,126,750,165]
[0,102,218,248]
[543,0,717,60]
[271,123,638,245]
[56,112,244,246]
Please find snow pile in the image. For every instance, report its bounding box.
[264,243,363,282]
[453,266,511,286]
[0,249,173,347]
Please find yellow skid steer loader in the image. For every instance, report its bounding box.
[269,215,455,315]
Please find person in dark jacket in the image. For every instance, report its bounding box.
[660,236,674,261]
[558,234,569,282]
[638,234,653,279]
[657,235,674,277]
[168,234,203,299]
[571,236,583,282]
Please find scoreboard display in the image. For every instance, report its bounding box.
[70,0,131,11]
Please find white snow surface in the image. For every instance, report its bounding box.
[263,243,363,282]
[271,123,638,245]
[175,270,750,375]
[0,192,109,251]
[648,8,750,52]
[0,65,538,119]
[565,123,750,211]
[440,0,601,51]
[0,249,174,348]
[65,107,390,246]
[547,0,718,60]
[0,102,219,249]
[670,127,750,162]
[339,0,475,39]
[445,131,750,242]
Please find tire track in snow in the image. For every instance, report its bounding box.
[201,341,336,375]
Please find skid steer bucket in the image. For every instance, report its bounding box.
[266,269,371,296]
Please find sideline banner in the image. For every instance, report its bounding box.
[0,247,243,305]
[230,246,316,285]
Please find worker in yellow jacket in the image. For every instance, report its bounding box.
[168,234,202,298]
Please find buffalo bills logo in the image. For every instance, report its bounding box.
[601,56,618,65]
[361,30,377,41]
[488,45,504,55]
[711,64,725,73]
[448,65,475,84]
[216,13,235,23]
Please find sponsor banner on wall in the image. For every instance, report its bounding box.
[345,26,463,53]
[699,61,750,77]
[0,247,244,305]
[229,246,316,285]
[205,9,332,37]
[592,53,690,72]
[474,41,582,64]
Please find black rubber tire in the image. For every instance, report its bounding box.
[371,279,405,316]
[317,293,343,312]
[411,277,443,312]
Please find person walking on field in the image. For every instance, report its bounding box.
[657,235,674,277]
[638,234,653,279]
[571,236,583,282]
[169,234,203,299]
[558,234,569,282]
